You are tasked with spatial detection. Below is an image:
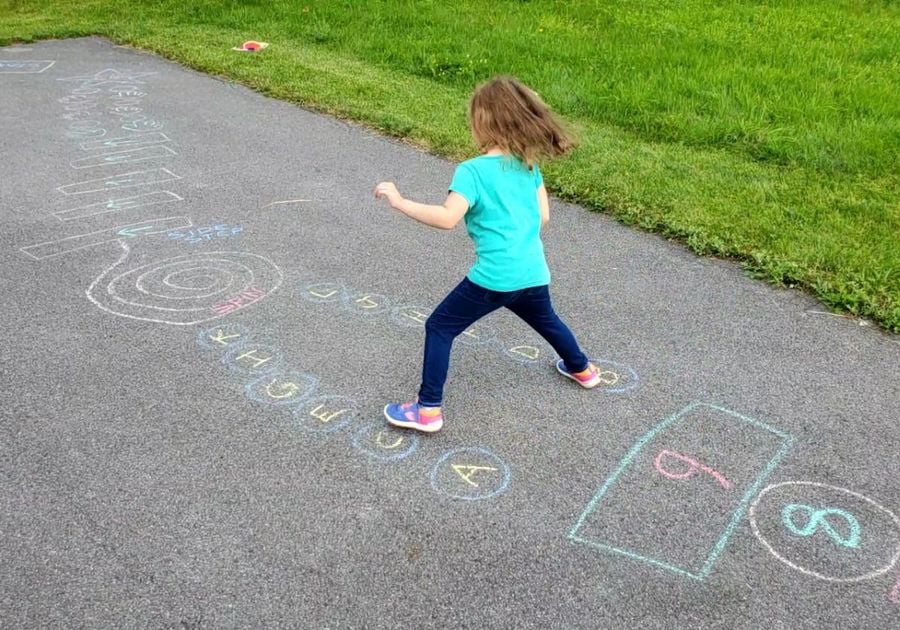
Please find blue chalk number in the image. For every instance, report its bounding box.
[781,503,861,549]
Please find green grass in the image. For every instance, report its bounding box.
[2,0,898,331]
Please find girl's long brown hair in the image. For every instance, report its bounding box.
[469,75,575,167]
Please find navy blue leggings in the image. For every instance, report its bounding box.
[417,277,589,406]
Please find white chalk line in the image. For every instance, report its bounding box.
[20,217,191,260]
[261,199,311,209]
[749,481,900,583]
[54,191,183,222]
[57,167,182,196]
[70,145,177,169]
[80,132,171,152]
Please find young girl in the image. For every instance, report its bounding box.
[374,75,601,434]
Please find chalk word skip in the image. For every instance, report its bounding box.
[0,60,55,73]
[168,224,244,245]
[211,287,267,317]
[570,402,794,580]
[749,482,900,583]
[196,324,510,500]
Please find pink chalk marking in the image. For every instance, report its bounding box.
[889,573,900,604]
[654,449,732,490]
[210,287,266,315]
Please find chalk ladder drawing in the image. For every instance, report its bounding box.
[87,241,283,326]
[568,402,795,580]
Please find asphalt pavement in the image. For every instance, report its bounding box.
[1,38,899,629]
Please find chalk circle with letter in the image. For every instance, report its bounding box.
[430,447,511,501]
[749,481,900,582]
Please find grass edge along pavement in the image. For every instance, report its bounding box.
[1,6,897,332]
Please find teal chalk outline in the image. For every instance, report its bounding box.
[568,402,795,580]
[781,504,862,549]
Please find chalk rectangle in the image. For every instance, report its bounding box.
[569,403,793,580]
[57,168,181,195]
[53,191,183,222]
[70,145,177,169]
[0,60,55,73]
[21,217,191,260]
[80,132,171,152]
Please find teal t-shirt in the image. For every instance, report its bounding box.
[448,155,550,292]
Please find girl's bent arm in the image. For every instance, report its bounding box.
[393,193,468,230]
[374,181,469,230]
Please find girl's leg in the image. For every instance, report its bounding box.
[505,285,590,373]
[417,278,506,406]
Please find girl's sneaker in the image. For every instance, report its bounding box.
[556,360,603,388]
[383,400,444,433]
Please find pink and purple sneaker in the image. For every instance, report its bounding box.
[383,400,444,433]
[556,360,603,388]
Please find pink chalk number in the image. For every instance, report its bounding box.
[654,449,732,490]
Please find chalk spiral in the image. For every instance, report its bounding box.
[87,244,283,325]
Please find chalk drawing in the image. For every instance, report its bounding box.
[297,279,567,371]
[654,449,732,490]
[781,504,861,549]
[585,359,640,394]
[57,168,181,195]
[890,573,900,604]
[430,447,511,501]
[197,324,251,352]
[245,371,319,407]
[211,287,267,316]
[108,88,146,98]
[222,344,283,377]
[343,292,391,316]
[391,305,432,328]
[299,282,345,303]
[20,217,191,260]
[749,481,900,583]
[261,199,311,209]
[191,326,510,500]
[168,224,244,245]
[569,402,794,580]
[0,60,55,73]
[502,344,542,364]
[292,395,359,434]
[58,68,157,88]
[80,132,170,151]
[122,119,164,132]
[69,145,176,169]
[67,127,107,141]
[54,191,183,222]
[352,422,419,461]
[456,322,498,346]
[87,243,283,325]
